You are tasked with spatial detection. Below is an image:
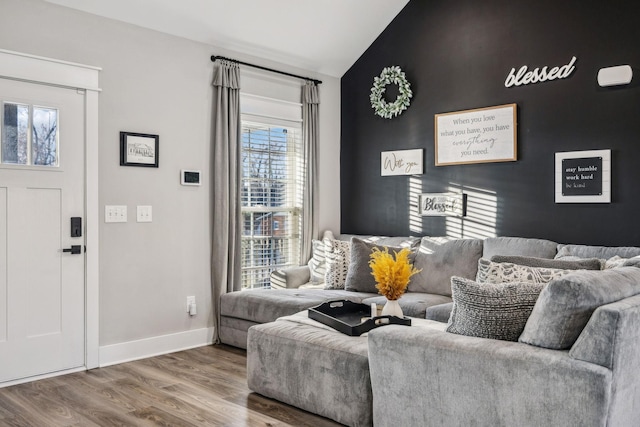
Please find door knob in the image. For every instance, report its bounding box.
[63,245,82,255]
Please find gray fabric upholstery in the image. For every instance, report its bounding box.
[220,288,377,325]
[447,277,544,341]
[570,294,640,369]
[361,293,452,319]
[368,325,612,427]
[483,236,558,259]
[248,320,373,427]
[556,244,640,260]
[409,237,483,296]
[218,317,258,349]
[624,257,640,268]
[425,302,454,322]
[520,267,640,349]
[269,265,311,289]
[345,237,403,293]
[491,254,602,270]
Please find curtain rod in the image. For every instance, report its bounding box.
[211,55,322,85]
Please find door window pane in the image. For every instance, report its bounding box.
[32,107,58,166]
[2,103,29,164]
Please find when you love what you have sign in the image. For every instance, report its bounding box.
[505,56,577,88]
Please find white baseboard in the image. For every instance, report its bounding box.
[99,327,215,367]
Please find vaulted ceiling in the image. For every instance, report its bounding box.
[43,0,410,77]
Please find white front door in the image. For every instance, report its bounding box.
[0,77,85,383]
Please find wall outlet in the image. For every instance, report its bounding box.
[137,205,152,222]
[186,296,196,315]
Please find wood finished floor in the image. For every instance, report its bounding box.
[0,345,342,427]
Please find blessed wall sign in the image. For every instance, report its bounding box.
[420,193,467,217]
[505,56,577,88]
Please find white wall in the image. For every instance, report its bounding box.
[0,0,340,355]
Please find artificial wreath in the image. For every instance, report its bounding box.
[370,66,413,119]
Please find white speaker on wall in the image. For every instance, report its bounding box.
[597,65,633,87]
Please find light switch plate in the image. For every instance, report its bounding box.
[105,205,127,223]
[137,205,152,222]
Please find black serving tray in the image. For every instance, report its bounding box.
[308,300,411,336]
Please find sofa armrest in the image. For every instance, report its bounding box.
[270,266,311,289]
[368,325,611,427]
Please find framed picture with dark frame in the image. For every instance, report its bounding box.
[120,131,159,167]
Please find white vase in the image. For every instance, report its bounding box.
[381,299,403,318]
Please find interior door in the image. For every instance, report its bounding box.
[0,77,85,383]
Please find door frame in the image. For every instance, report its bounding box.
[0,49,100,371]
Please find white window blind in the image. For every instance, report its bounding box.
[240,117,304,289]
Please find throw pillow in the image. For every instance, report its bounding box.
[519,267,640,349]
[482,236,558,259]
[476,258,571,285]
[324,239,351,290]
[490,255,602,271]
[307,239,328,283]
[446,276,545,341]
[344,237,407,293]
[555,244,640,260]
[624,256,640,268]
[603,255,640,269]
[409,237,484,296]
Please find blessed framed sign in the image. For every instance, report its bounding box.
[420,193,467,217]
[435,104,517,166]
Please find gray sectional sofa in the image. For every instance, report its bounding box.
[220,234,560,348]
[220,234,640,426]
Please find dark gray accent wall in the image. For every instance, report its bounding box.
[340,0,640,246]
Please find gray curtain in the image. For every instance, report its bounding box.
[301,82,320,262]
[211,60,241,344]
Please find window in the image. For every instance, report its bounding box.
[241,119,303,289]
[1,102,59,167]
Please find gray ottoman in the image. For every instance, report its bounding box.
[247,313,372,427]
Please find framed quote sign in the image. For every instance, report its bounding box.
[435,104,517,166]
[555,149,611,203]
[381,149,424,176]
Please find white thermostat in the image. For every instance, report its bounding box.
[181,170,201,186]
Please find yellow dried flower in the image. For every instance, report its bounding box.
[369,247,421,300]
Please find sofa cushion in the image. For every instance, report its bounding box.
[409,237,483,296]
[555,244,640,260]
[476,258,573,285]
[425,302,454,323]
[344,237,413,294]
[446,276,544,341]
[519,267,640,349]
[483,236,558,259]
[324,239,351,289]
[362,293,452,319]
[220,288,377,324]
[490,255,602,271]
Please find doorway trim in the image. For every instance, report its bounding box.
[0,49,101,372]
